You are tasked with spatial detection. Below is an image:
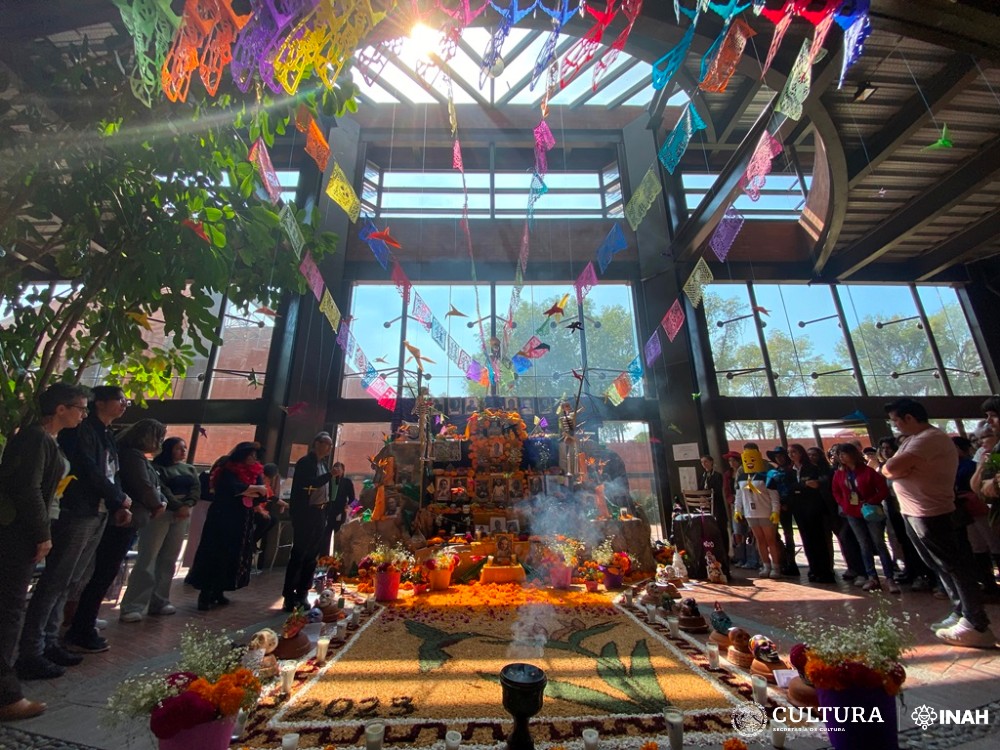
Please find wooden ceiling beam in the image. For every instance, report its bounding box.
[913,207,1000,281]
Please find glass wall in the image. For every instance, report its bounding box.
[704,284,769,396]
[916,286,991,396]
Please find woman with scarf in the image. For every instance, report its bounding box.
[187,442,269,610]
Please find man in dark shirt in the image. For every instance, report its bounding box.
[323,462,356,554]
[698,455,728,559]
[282,433,333,612]
[766,446,800,576]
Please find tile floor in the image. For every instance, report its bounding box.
[2,563,999,749]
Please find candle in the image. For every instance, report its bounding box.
[707,642,720,670]
[281,733,300,750]
[444,729,462,750]
[771,719,788,748]
[752,674,769,704]
[231,708,248,741]
[645,604,656,623]
[667,617,680,638]
[279,663,296,694]
[663,707,683,750]
[365,597,376,612]
[581,727,599,750]
[315,637,330,663]
[351,607,361,626]
[623,591,633,606]
[336,622,347,641]
[365,721,386,750]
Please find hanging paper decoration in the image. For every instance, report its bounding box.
[683,258,714,308]
[279,204,305,258]
[115,0,179,107]
[776,38,812,121]
[452,139,464,173]
[359,219,391,270]
[761,6,795,79]
[923,124,953,151]
[305,117,331,171]
[511,354,532,375]
[161,0,248,102]
[533,120,556,177]
[626,356,643,384]
[658,102,708,175]
[519,336,549,359]
[479,0,534,88]
[661,298,686,342]
[430,319,447,349]
[807,10,837,65]
[624,166,663,231]
[248,138,282,204]
[319,288,342,332]
[356,37,402,86]
[709,205,745,262]
[839,12,872,88]
[527,173,548,226]
[699,17,755,93]
[325,161,361,222]
[391,261,411,307]
[411,294,433,330]
[593,0,644,91]
[644,329,662,367]
[596,223,628,274]
[355,346,369,373]
[336,318,350,348]
[299,252,324,301]
[741,130,784,201]
[530,3,567,90]
[607,372,632,405]
[361,362,379,389]
[559,1,619,90]
[651,11,697,90]
[575,262,599,305]
[229,0,288,93]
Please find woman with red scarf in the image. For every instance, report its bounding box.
[187,442,269,610]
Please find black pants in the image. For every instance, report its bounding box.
[282,508,327,601]
[66,523,135,641]
[779,506,797,569]
[792,498,834,578]
[0,524,36,706]
[886,496,932,579]
[252,512,277,568]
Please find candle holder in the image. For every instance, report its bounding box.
[667,617,680,638]
[771,719,788,748]
[752,674,769,704]
[351,607,361,627]
[581,727,599,750]
[706,642,720,670]
[366,597,376,612]
[663,707,683,750]
[365,721,386,750]
[315,636,330,663]
[500,662,547,750]
[282,733,300,750]
[445,729,462,750]
[279,663,296,694]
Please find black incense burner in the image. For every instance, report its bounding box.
[500,662,547,750]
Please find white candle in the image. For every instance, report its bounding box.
[645,604,656,623]
[281,733,300,750]
[336,622,347,641]
[365,721,386,750]
[752,674,769,704]
[771,719,787,748]
[581,727,599,750]
[664,707,683,750]
[365,597,376,612]
[667,617,680,638]
[279,663,296,694]
[351,607,361,626]
[444,729,462,750]
[231,708,248,740]
[623,591,633,606]
[315,637,330,663]
[707,642,720,669]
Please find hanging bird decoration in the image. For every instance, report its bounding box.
[255,305,278,317]
[566,321,583,332]
[923,123,953,150]
[691,392,701,400]
[752,305,771,316]
[445,304,467,317]
[197,426,208,438]
[368,226,401,248]
[374,355,389,364]
[543,293,572,319]
[404,341,435,369]
[840,408,868,423]
[247,369,261,388]
[572,369,585,381]
[280,401,308,416]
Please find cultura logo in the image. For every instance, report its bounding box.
[731,703,768,739]
[911,705,937,730]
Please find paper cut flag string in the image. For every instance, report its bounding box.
[305,117,331,171]
[361,362,379,389]
[299,252,324,301]
[624,166,663,231]
[452,139,464,173]
[709,205,745,262]
[533,120,556,177]
[117,0,178,107]
[839,12,872,88]
[391,261,411,308]
[356,37,401,86]
[248,138,282,205]
[162,0,248,103]
[644,329,662,367]
[596,223,628,274]
[661,298,686,342]
[683,258,714,308]
[359,219,390,270]
[336,319,350,348]
[575,262,599,305]
[319,288,341,332]
[511,354,532,375]
[592,0,643,91]
[559,0,618,90]
[658,102,708,175]
[326,161,361,222]
[626,356,643,384]
[652,12,697,90]
[699,17,755,93]
[279,204,305,258]
[741,130,784,201]
[527,173,548,226]
[761,6,794,79]
[411,294,433,330]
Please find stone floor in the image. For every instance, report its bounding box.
[2,560,999,749]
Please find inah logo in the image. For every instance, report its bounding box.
[731,702,768,739]
[911,705,937,730]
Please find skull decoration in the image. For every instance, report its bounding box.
[749,634,781,663]
[318,588,336,608]
[728,626,751,653]
[710,602,732,635]
[307,607,324,623]
[248,627,278,654]
[679,597,701,618]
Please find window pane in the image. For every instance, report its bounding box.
[582,283,643,397]
[916,286,991,396]
[753,284,860,397]
[343,284,405,398]
[704,284,769,396]
[210,299,275,400]
[725,420,779,448]
[598,421,663,540]
[334,423,393,485]
[837,285,946,397]
[189,423,257,466]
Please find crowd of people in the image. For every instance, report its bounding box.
[698,397,1000,649]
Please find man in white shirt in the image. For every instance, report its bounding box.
[882,398,995,648]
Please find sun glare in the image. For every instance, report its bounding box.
[407,22,442,60]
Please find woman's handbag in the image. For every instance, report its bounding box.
[861,502,885,522]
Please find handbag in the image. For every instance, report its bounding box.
[861,502,885,522]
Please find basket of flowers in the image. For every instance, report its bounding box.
[793,602,911,748]
[543,536,582,589]
[107,626,260,750]
[358,540,415,601]
[592,537,635,590]
[425,547,460,590]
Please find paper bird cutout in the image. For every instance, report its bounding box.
[566,321,583,331]
[198,427,208,438]
[247,369,261,388]
[369,227,401,248]
[254,305,277,317]
[667,424,682,434]
[752,305,771,316]
[840,409,868,423]
[182,218,209,243]
[280,401,308,416]
[126,311,153,331]
[923,123,953,150]
[374,355,389,364]
[691,392,701,400]
[403,341,435,369]
[445,304,467,318]
[572,369,584,381]
[543,302,566,317]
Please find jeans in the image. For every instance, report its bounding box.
[19,512,107,660]
[846,514,895,579]
[905,513,989,631]
[67,523,135,640]
[120,511,189,615]
[0,523,36,706]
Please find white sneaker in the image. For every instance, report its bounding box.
[769,568,781,579]
[120,612,142,623]
[935,617,998,649]
[930,612,961,631]
[95,618,108,630]
[150,604,176,616]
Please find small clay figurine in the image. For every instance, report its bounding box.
[317,588,345,624]
[749,634,788,683]
[640,582,663,607]
[726,626,754,668]
[247,628,279,680]
[671,550,688,581]
[677,597,709,633]
[705,550,726,583]
[709,602,733,647]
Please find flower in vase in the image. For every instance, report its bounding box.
[591,537,635,576]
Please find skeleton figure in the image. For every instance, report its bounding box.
[318,589,336,609]
[557,400,581,478]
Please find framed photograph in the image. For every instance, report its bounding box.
[506,519,520,534]
[490,476,508,505]
[494,532,515,566]
[475,479,489,501]
[489,516,507,535]
[433,477,451,503]
[475,524,490,537]
[528,475,544,496]
[509,477,524,501]
[432,440,462,463]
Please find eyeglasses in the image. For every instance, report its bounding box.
[67,404,88,414]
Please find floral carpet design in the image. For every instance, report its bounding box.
[240,585,754,748]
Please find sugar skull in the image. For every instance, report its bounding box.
[728,626,751,652]
[307,607,324,623]
[679,597,701,618]
[248,627,278,654]
[318,588,336,608]
[749,634,781,663]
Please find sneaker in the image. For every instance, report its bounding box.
[841,570,859,582]
[63,630,110,654]
[15,656,65,681]
[930,612,962,631]
[862,578,881,591]
[120,612,142,623]
[885,579,901,594]
[95,618,108,630]
[149,604,176,616]
[854,576,867,587]
[910,576,932,592]
[43,645,83,667]
[935,618,998,649]
[769,568,781,579]
[759,565,771,578]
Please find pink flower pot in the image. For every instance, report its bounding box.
[815,686,899,750]
[374,571,401,602]
[550,564,573,589]
[428,568,452,591]
[585,580,600,593]
[158,715,236,750]
[412,582,429,595]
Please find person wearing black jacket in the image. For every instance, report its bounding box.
[0,383,90,720]
[322,461,356,555]
[699,455,729,559]
[788,443,836,583]
[282,433,334,612]
[17,386,130,676]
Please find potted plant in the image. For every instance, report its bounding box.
[317,552,343,583]
[358,540,414,602]
[578,561,603,592]
[592,537,634,590]
[793,602,912,749]
[425,548,460,590]
[406,564,430,595]
[106,626,260,750]
[543,536,581,589]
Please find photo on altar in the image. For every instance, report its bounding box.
[434,477,450,502]
[475,479,489,501]
[506,519,520,534]
[528,475,543,496]
[490,476,508,504]
[493,532,515,565]
[475,524,490,537]
[489,516,507,534]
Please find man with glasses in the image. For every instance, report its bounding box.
[17,386,132,676]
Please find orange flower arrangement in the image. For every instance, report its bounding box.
[722,739,748,750]
[189,668,261,716]
[639,742,659,750]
